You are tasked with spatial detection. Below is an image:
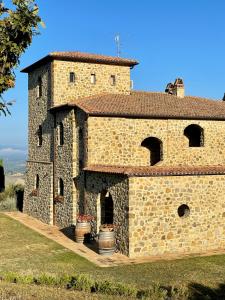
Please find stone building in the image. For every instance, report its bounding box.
[22,52,225,258]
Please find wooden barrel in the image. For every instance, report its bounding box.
[98,231,115,256]
[75,222,91,243]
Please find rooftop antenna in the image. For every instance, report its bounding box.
[115,34,121,57]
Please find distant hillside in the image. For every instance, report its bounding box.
[0,145,27,175]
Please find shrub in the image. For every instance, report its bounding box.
[0,184,24,211]
[1,272,190,299]
[4,273,33,284]
[68,274,95,292]
[137,283,168,300]
[33,274,61,286]
[95,279,137,297]
[0,197,17,211]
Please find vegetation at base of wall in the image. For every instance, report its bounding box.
[0,159,3,168]
[1,272,190,299]
[0,184,24,211]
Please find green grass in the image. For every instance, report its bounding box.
[1,213,225,297]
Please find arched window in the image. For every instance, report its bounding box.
[58,122,64,145]
[37,76,42,97]
[141,137,163,166]
[58,178,64,196]
[184,124,204,147]
[35,174,39,190]
[37,125,42,146]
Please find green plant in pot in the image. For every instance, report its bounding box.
[98,224,116,256]
[75,214,94,243]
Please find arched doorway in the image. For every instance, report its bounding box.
[97,191,114,230]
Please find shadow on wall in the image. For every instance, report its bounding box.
[0,164,5,193]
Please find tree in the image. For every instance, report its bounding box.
[0,0,42,115]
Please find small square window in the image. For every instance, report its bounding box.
[91,74,96,84]
[69,72,75,83]
[110,75,116,86]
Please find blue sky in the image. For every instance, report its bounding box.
[1,0,225,147]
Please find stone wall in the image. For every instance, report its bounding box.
[128,174,225,257]
[54,109,76,228]
[88,117,225,167]
[85,172,129,256]
[24,161,53,224]
[52,60,131,105]
[27,64,54,162]
[24,63,55,224]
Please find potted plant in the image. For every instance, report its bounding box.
[75,214,94,243]
[98,224,116,256]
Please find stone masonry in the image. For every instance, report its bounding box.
[88,117,225,167]
[23,52,225,258]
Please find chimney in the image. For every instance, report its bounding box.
[223,93,225,101]
[165,78,185,98]
[173,78,184,98]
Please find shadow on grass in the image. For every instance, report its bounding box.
[60,226,100,254]
[60,226,75,241]
[188,282,225,300]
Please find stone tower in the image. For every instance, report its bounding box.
[22,52,138,227]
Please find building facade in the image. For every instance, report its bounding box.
[22,52,225,257]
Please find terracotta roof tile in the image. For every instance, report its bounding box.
[51,91,225,120]
[84,165,225,177]
[21,52,138,72]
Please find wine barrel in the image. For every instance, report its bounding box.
[75,222,91,243]
[98,230,115,256]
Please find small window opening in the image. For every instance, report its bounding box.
[91,74,96,84]
[58,122,64,145]
[37,76,42,97]
[184,124,204,147]
[110,75,116,86]
[141,137,163,166]
[101,192,113,224]
[58,178,64,196]
[69,72,75,83]
[37,125,43,146]
[178,204,190,218]
[79,128,83,140]
[35,174,39,190]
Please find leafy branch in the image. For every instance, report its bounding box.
[0,0,43,115]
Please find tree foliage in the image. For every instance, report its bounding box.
[0,0,42,115]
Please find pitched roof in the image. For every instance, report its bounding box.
[21,51,138,73]
[50,91,225,120]
[84,165,225,177]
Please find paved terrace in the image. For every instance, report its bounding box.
[5,212,225,267]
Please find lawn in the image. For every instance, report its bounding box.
[1,213,225,297]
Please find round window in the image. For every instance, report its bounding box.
[178,204,190,218]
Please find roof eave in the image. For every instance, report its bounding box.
[21,54,138,73]
[21,55,52,73]
[87,111,225,121]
